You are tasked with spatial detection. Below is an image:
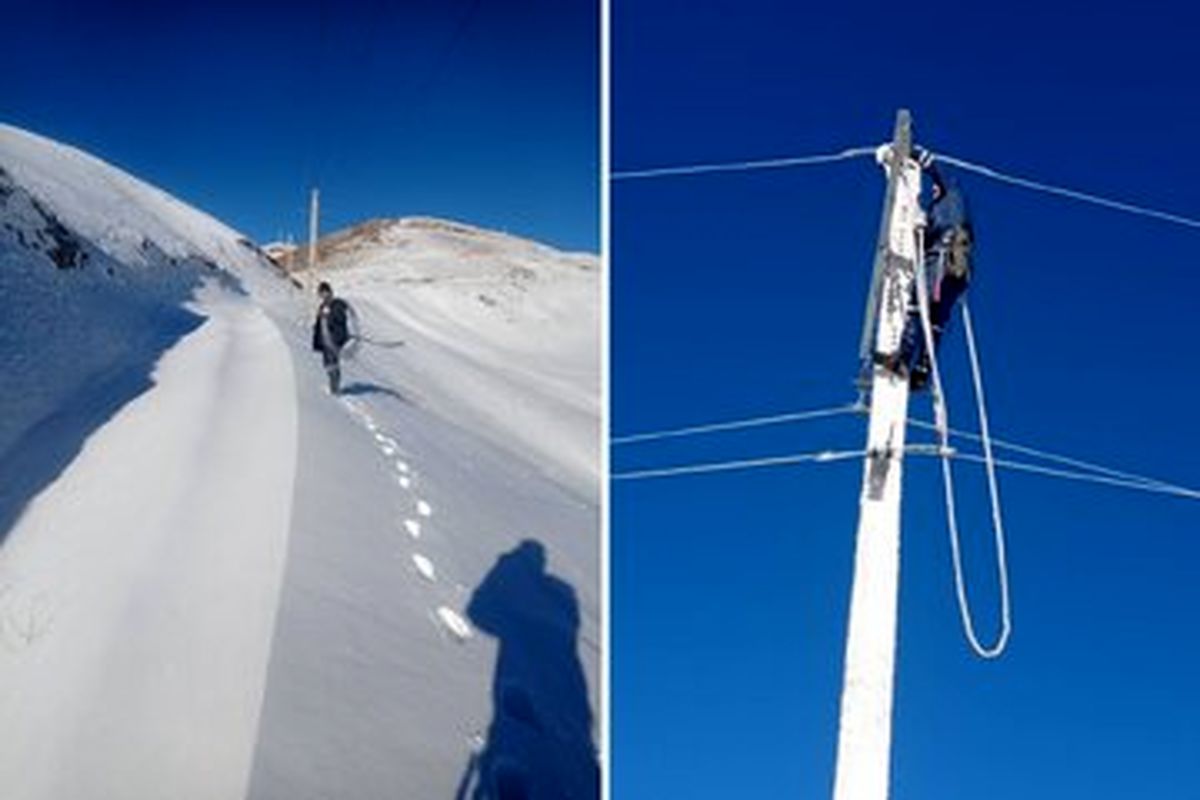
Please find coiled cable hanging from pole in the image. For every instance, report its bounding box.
[913,226,1013,659]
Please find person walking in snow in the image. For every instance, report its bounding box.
[312,281,355,395]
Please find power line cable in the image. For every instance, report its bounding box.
[613,448,863,481]
[907,419,1179,491]
[614,400,1194,497]
[934,152,1200,230]
[611,141,1200,232]
[611,404,859,445]
[943,451,1200,501]
[409,0,484,105]
[612,445,940,481]
[614,437,1200,499]
[611,146,878,181]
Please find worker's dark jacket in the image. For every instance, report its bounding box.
[926,177,973,301]
[929,187,970,240]
[312,298,352,354]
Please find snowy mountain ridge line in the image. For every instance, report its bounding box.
[0,123,269,274]
[283,216,598,282]
[321,215,598,261]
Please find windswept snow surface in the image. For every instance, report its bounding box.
[1,125,599,799]
[0,123,277,460]
[0,287,298,800]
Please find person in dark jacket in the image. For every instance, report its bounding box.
[312,281,354,394]
[902,154,974,390]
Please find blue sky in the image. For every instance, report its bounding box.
[1,0,598,251]
[612,1,1200,798]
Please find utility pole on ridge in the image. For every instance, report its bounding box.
[308,186,320,288]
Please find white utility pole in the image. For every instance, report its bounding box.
[832,110,923,800]
[308,187,320,286]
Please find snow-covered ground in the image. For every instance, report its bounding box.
[0,124,600,799]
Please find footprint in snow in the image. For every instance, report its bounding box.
[416,500,432,517]
[403,519,421,538]
[397,475,412,489]
[0,589,56,651]
[411,554,436,582]
[436,607,472,641]
[395,460,410,474]
[381,443,397,457]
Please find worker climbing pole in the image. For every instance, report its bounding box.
[608,102,1200,800]
[832,109,922,800]
[834,109,1012,800]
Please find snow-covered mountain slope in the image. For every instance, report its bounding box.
[0,125,599,799]
[0,124,282,460]
[298,217,600,498]
[0,124,270,271]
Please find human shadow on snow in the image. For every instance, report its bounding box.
[337,380,411,404]
[455,540,599,800]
